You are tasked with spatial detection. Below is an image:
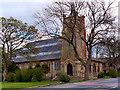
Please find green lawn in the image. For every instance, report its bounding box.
[2,81,60,88]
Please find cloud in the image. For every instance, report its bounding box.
[0,0,50,2]
[0,1,50,25]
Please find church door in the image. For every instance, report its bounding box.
[67,63,73,76]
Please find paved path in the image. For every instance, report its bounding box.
[45,78,120,89]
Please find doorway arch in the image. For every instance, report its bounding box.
[67,63,73,76]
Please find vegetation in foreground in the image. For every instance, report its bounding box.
[98,69,119,79]
[2,81,60,88]
[56,71,71,82]
[4,62,50,82]
[2,74,119,88]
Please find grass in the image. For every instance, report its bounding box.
[103,76,111,79]
[2,80,60,88]
[1,77,117,88]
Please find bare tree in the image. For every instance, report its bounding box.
[93,44,102,58]
[98,35,119,70]
[34,0,116,79]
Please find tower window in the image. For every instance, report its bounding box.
[81,64,84,70]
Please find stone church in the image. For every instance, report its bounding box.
[12,10,103,80]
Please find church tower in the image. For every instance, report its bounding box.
[61,5,86,78]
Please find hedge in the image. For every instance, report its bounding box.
[56,71,71,82]
[7,73,14,82]
[32,67,44,82]
[109,69,118,78]
[14,70,22,82]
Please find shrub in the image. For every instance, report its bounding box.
[103,76,111,79]
[33,67,44,82]
[21,69,33,82]
[14,70,22,82]
[109,69,118,78]
[56,71,71,82]
[28,65,32,69]
[7,73,14,82]
[42,63,50,74]
[105,72,109,76]
[98,72,105,78]
[7,62,20,73]
[34,63,41,68]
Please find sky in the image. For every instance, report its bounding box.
[0,0,120,26]
[0,0,52,26]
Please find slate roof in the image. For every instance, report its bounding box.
[12,38,62,63]
[12,38,103,63]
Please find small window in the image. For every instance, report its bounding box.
[28,64,30,68]
[57,62,61,70]
[81,64,84,70]
[54,62,61,71]
[54,62,57,70]
[49,63,50,70]
[56,62,58,70]
[21,64,25,70]
[58,62,61,70]
[28,63,33,68]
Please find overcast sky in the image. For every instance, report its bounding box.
[0,0,120,27]
[0,0,120,26]
[0,0,52,26]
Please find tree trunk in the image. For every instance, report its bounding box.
[85,65,89,80]
[3,64,7,81]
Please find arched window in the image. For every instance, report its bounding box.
[93,63,96,72]
[28,64,30,68]
[48,63,50,70]
[67,63,73,76]
[28,63,33,68]
[54,62,61,70]
[58,62,61,70]
[54,62,57,70]
[21,64,25,70]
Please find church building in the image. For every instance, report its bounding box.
[12,9,103,80]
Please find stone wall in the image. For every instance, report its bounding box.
[17,60,61,79]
